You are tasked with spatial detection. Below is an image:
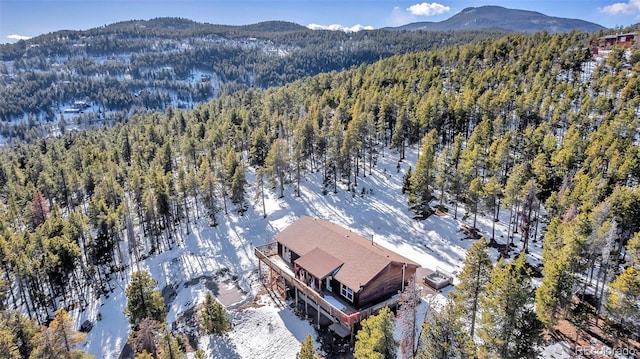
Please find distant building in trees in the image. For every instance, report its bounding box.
[591,32,636,55]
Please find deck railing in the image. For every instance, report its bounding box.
[256,242,390,328]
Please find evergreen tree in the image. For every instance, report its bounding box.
[447,133,464,219]
[354,306,397,359]
[482,176,502,240]
[229,165,246,205]
[503,163,526,247]
[450,237,492,344]
[402,166,412,195]
[156,327,183,359]
[298,334,317,359]
[134,351,155,359]
[265,139,289,198]
[465,177,482,229]
[626,231,640,267]
[604,266,640,347]
[255,167,267,218]
[0,323,20,359]
[408,130,438,218]
[124,271,166,329]
[418,301,473,359]
[30,309,92,359]
[198,158,219,225]
[535,244,574,328]
[434,148,450,206]
[519,179,539,252]
[0,310,39,358]
[478,254,543,359]
[49,309,88,354]
[201,292,229,335]
[249,127,269,166]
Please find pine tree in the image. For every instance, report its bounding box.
[30,309,93,359]
[408,130,438,218]
[482,176,502,240]
[402,166,412,195]
[478,254,543,359]
[298,334,317,359]
[503,163,526,247]
[255,167,268,218]
[450,237,492,344]
[229,165,246,205]
[197,158,219,225]
[49,309,88,354]
[134,351,155,359]
[604,266,640,347]
[465,177,482,229]
[535,244,573,328]
[519,179,539,252]
[447,134,464,219]
[354,306,397,359]
[626,231,640,266]
[124,271,166,329]
[249,127,269,166]
[202,292,229,335]
[1,310,39,358]
[434,148,450,206]
[265,139,289,198]
[0,324,20,359]
[418,301,473,359]
[157,327,183,359]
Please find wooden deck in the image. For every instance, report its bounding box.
[255,242,400,332]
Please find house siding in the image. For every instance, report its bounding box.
[357,263,417,308]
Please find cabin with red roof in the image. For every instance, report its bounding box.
[255,216,420,337]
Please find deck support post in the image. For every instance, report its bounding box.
[282,274,286,298]
[350,325,354,345]
[258,260,261,282]
[317,301,321,329]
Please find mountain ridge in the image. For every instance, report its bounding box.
[387,5,606,33]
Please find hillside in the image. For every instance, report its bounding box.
[390,5,606,33]
[0,17,502,140]
[0,29,639,358]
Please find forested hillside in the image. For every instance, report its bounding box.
[0,17,505,141]
[1,29,640,357]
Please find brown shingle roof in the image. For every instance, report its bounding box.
[294,247,343,279]
[275,216,419,290]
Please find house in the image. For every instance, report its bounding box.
[591,32,636,55]
[255,216,419,337]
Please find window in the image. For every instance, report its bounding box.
[340,283,353,301]
[283,247,291,263]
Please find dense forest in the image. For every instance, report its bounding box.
[1,27,640,357]
[0,17,506,140]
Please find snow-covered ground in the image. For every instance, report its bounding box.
[75,144,558,358]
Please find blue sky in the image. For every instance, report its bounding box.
[1,0,639,43]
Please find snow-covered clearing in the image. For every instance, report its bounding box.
[75,144,558,358]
